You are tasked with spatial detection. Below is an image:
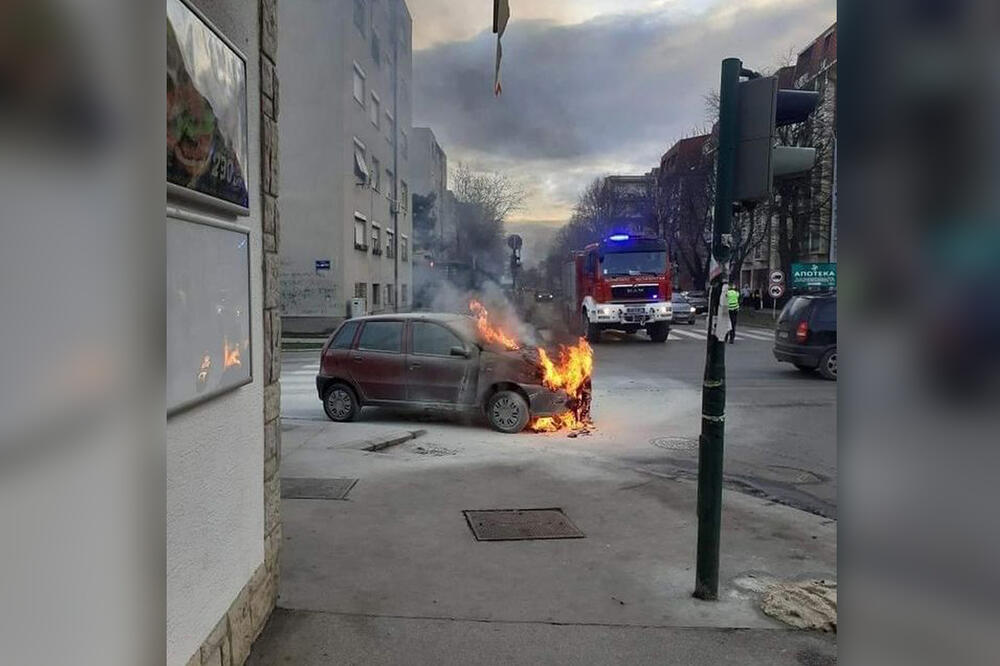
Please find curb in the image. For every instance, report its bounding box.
[358,429,427,452]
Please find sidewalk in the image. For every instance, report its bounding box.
[248,417,837,665]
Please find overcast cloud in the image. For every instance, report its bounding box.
[411,0,835,223]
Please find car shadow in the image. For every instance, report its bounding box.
[360,406,490,430]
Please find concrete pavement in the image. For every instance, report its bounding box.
[248,400,837,664]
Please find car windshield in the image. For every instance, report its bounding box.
[601,251,667,277]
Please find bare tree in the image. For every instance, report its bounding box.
[447,163,525,275]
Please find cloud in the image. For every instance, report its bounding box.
[413,0,835,221]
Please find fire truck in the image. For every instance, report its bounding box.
[563,234,673,343]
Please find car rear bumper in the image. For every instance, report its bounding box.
[773,343,821,367]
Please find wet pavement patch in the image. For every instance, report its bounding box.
[281,478,358,500]
[463,509,585,541]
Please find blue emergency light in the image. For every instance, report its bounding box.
[608,234,630,241]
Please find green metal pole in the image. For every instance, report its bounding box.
[694,57,741,601]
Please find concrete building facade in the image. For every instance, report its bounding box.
[166,1,281,665]
[410,127,449,254]
[280,0,414,334]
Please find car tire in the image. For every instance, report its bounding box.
[486,390,530,434]
[648,322,669,343]
[818,348,837,380]
[323,382,360,422]
[795,363,816,373]
[583,312,601,344]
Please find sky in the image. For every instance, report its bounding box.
[409,0,835,227]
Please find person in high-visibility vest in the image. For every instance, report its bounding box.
[726,284,740,344]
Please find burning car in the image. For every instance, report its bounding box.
[316,307,592,433]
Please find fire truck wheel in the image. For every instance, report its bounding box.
[582,313,601,344]
[648,322,670,343]
[486,390,530,433]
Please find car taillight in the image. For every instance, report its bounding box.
[795,320,809,343]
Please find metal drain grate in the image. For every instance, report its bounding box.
[281,478,358,500]
[650,436,698,451]
[463,509,585,541]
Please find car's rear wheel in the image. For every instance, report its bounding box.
[486,390,530,433]
[818,348,837,380]
[583,312,601,344]
[648,322,669,343]
[323,382,359,422]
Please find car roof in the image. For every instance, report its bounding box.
[345,312,472,324]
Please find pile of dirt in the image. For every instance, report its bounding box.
[760,579,837,632]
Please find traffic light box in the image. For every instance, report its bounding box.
[733,74,819,202]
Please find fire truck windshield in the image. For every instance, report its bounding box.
[601,251,667,277]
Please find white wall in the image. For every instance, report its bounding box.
[166,1,264,664]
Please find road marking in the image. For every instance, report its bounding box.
[671,328,706,340]
[737,330,774,341]
[286,369,318,376]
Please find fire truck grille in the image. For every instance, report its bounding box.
[611,284,659,301]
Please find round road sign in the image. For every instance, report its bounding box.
[769,283,785,298]
[770,270,785,284]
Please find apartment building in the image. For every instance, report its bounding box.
[410,127,449,255]
[280,0,414,334]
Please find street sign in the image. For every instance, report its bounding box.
[770,270,785,284]
[769,283,785,298]
[315,260,330,271]
[791,262,836,290]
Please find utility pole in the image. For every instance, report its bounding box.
[391,0,400,312]
[694,57,740,601]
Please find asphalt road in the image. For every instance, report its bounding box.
[280,317,837,518]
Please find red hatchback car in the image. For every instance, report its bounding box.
[316,313,571,433]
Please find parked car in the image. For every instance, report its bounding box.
[671,293,698,324]
[535,291,555,302]
[683,290,709,314]
[772,294,837,380]
[316,313,572,433]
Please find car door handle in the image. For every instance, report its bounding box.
[352,355,363,363]
[409,362,422,369]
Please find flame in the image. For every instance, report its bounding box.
[469,299,520,350]
[529,338,594,433]
[223,336,242,368]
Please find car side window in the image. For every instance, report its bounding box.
[814,301,837,325]
[411,322,463,356]
[357,321,403,353]
[330,320,360,349]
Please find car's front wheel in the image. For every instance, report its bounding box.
[486,390,530,433]
[323,382,360,422]
[582,312,601,344]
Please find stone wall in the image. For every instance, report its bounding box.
[184,1,281,663]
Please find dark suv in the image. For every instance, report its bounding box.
[773,294,837,380]
[315,313,572,433]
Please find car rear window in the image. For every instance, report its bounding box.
[813,300,837,325]
[778,297,812,323]
[330,320,360,349]
[357,321,403,353]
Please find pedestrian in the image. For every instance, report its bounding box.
[726,284,740,343]
[741,284,751,307]
[752,288,761,310]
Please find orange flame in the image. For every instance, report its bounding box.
[223,337,242,369]
[529,338,594,433]
[469,299,520,350]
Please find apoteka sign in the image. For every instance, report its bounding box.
[790,263,836,290]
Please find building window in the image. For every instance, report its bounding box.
[353,0,365,34]
[400,130,408,158]
[371,31,381,67]
[400,181,408,212]
[386,169,393,197]
[385,284,393,306]
[371,224,382,255]
[809,229,822,253]
[372,283,380,306]
[386,229,395,258]
[370,93,380,128]
[370,156,380,191]
[354,214,367,250]
[354,282,367,299]
[401,284,408,306]
[353,138,368,183]
[401,235,408,262]
[352,63,365,105]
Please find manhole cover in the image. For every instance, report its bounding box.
[650,436,698,451]
[463,509,585,541]
[281,478,358,500]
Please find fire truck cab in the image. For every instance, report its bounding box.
[564,234,673,343]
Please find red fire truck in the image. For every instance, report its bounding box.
[563,234,673,343]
